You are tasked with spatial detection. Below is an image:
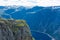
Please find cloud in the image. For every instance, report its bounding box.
[0,0,60,7]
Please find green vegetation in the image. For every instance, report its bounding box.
[0,18,33,40]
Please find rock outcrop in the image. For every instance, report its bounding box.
[0,18,33,40]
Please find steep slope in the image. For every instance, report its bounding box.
[0,6,60,40]
[0,18,33,40]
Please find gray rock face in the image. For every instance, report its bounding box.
[0,19,33,40]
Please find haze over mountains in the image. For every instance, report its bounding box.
[0,6,60,40]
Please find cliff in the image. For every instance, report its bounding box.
[0,18,33,40]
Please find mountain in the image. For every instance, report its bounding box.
[0,18,33,40]
[0,6,60,40]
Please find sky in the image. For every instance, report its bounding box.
[0,0,60,7]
